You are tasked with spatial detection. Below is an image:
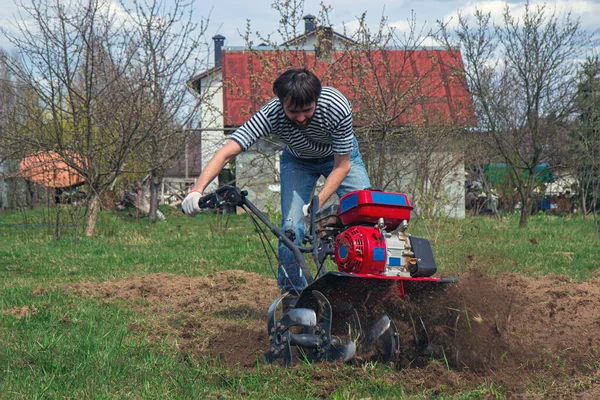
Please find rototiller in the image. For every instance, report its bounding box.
[196,185,456,366]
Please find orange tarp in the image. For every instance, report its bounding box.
[20,151,86,188]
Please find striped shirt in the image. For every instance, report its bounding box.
[231,87,355,158]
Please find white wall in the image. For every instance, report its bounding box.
[198,70,229,193]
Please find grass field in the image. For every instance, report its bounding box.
[1,205,599,398]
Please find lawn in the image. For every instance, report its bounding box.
[0,205,599,398]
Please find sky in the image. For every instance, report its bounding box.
[1,0,599,57]
[201,0,600,46]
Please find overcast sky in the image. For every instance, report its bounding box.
[203,0,600,46]
[1,0,599,54]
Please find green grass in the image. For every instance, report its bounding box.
[0,287,427,398]
[411,212,600,280]
[0,206,277,288]
[0,205,599,398]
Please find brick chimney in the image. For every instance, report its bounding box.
[212,35,226,67]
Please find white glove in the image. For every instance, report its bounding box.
[302,204,310,217]
[182,191,202,216]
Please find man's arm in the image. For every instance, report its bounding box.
[190,139,243,195]
[189,101,274,196]
[316,153,351,208]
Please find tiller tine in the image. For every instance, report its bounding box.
[329,339,356,362]
[287,308,318,326]
[362,315,392,351]
[380,318,400,364]
[263,290,356,366]
[359,315,400,364]
[266,294,317,336]
[264,294,317,366]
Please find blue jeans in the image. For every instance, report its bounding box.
[277,139,371,293]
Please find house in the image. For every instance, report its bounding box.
[189,15,476,218]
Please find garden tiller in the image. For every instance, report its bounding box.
[196,185,456,366]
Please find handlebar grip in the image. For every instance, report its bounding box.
[180,192,215,214]
[181,186,243,214]
[198,192,218,209]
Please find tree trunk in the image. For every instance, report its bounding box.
[9,178,16,209]
[518,187,529,228]
[579,174,589,220]
[85,194,101,237]
[593,185,599,236]
[374,134,388,189]
[148,173,160,222]
[581,189,588,220]
[519,196,531,228]
[518,173,537,228]
[0,176,4,209]
[54,203,62,241]
[26,180,36,209]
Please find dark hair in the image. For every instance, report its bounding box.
[272,68,322,108]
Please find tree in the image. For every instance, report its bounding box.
[1,0,144,234]
[121,0,210,222]
[226,2,469,217]
[573,57,600,234]
[332,12,470,218]
[0,0,210,231]
[0,49,12,209]
[0,48,55,210]
[438,2,590,227]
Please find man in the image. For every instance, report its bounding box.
[182,68,370,305]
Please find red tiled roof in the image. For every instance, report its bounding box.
[221,49,476,127]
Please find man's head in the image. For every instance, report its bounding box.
[273,68,321,128]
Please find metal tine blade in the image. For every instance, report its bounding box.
[382,318,400,364]
[341,341,357,362]
[312,290,333,332]
[286,308,317,327]
[363,315,392,351]
[324,339,357,363]
[267,294,286,335]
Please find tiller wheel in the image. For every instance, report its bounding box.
[264,290,356,365]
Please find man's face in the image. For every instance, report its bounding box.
[283,99,316,129]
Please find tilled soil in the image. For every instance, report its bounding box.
[69,269,600,397]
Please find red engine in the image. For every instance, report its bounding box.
[334,226,387,274]
[319,190,436,278]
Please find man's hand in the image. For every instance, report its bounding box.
[182,191,202,217]
[300,203,312,227]
[317,153,350,208]
[302,204,310,217]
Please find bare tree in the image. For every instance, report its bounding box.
[333,12,470,219]
[122,0,210,222]
[0,49,11,209]
[332,13,435,186]
[573,57,600,234]
[0,0,148,235]
[227,3,469,216]
[438,2,590,227]
[0,0,211,231]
